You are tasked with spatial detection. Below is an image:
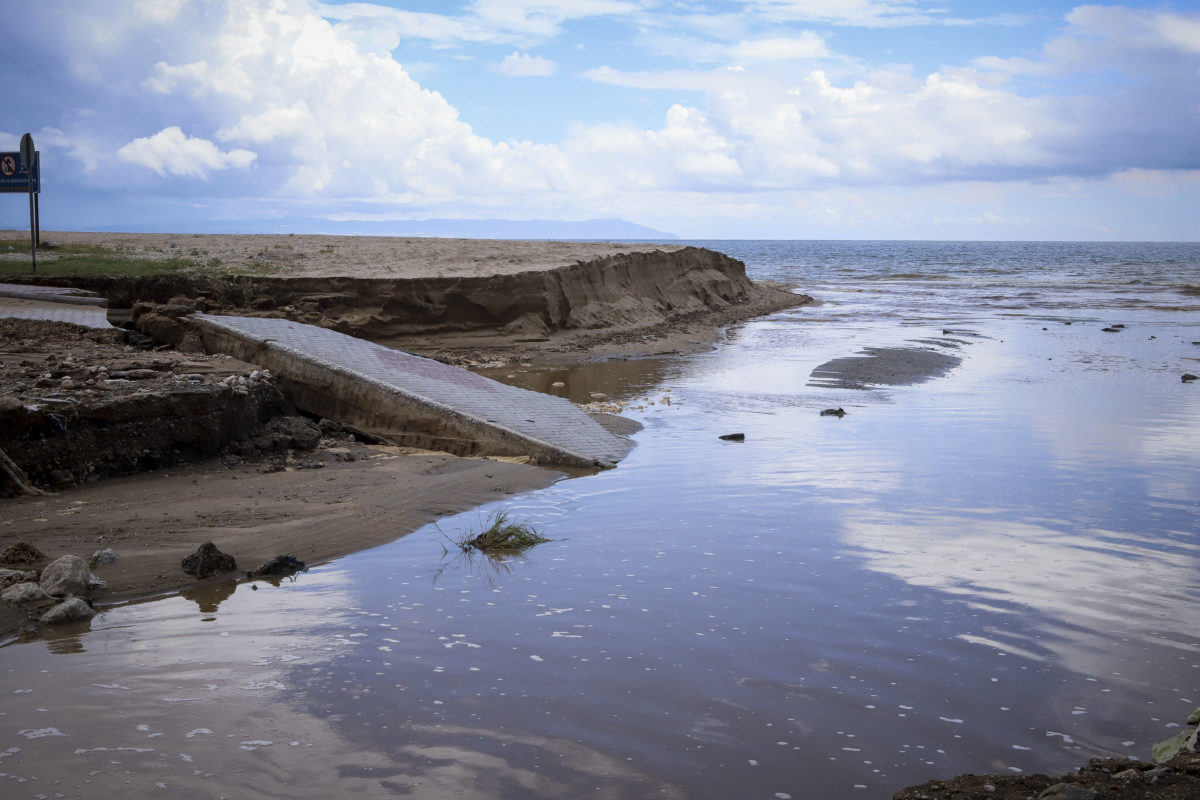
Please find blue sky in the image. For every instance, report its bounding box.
[2,0,1198,239]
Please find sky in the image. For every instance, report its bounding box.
[1,0,1198,240]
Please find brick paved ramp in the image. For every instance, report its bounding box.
[193,314,634,469]
[0,282,112,328]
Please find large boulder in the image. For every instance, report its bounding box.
[40,597,96,625]
[39,555,106,597]
[182,542,237,578]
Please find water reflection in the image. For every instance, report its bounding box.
[183,578,238,614]
[3,273,1199,796]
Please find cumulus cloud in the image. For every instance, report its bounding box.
[117,127,256,177]
[498,51,558,76]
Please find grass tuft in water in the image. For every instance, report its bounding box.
[445,509,551,554]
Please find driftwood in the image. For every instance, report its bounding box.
[0,445,44,497]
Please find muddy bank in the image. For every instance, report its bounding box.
[1,444,560,642]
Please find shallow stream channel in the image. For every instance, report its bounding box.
[3,241,1199,798]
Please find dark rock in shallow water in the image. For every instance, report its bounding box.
[820,408,847,417]
[718,433,745,441]
[182,542,237,578]
[251,555,307,579]
[1101,327,1121,333]
[1183,374,1198,383]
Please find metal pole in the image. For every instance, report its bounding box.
[20,134,35,273]
[33,153,40,248]
[28,179,36,273]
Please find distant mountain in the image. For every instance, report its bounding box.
[89,217,678,241]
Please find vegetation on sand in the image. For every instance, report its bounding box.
[443,509,551,554]
[0,239,275,277]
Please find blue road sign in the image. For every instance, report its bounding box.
[0,151,40,193]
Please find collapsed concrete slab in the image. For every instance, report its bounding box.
[0,283,112,329]
[191,314,634,469]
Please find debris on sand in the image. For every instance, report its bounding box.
[0,541,45,565]
[249,555,307,579]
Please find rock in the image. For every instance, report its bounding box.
[39,555,106,597]
[2,582,50,606]
[235,416,322,456]
[90,548,119,567]
[1037,784,1097,800]
[250,555,307,578]
[1183,374,1198,383]
[719,433,745,441]
[46,468,75,490]
[40,597,95,625]
[0,568,38,589]
[820,408,847,417]
[1152,724,1198,764]
[181,542,237,578]
[1101,327,1121,333]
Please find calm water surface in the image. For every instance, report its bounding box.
[2,241,1198,798]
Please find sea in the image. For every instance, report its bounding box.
[3,240,1199,798]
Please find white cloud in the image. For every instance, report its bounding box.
[117,127,256,177]
[316,0,642,47]
[729,33,831,61]
[745,0,1028,28]
[144,60,208,94]
[498,51,558,76]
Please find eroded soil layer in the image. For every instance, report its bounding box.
[16,247,800,348]
[0,319,285,494]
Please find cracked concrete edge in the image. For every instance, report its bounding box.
[0,284,108,307]
[191,314,622,469]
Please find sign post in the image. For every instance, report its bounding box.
[19,134,35,272]
[1,134,41,272]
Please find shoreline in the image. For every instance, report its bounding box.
[1,233,808,641]
[2,441,563,645]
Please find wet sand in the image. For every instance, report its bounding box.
[2,442,561,638]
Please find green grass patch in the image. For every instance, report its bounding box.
[443,509,551,555]
[0,238,273,277]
